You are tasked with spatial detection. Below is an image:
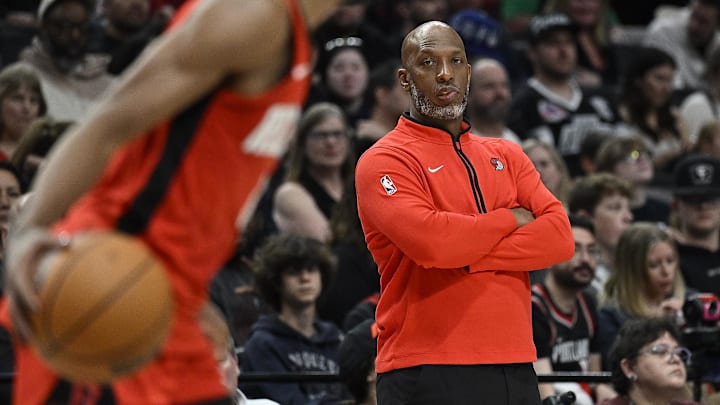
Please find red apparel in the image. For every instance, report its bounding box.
[355,115,574,374]
[0,0,313,404]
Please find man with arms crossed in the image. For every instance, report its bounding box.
[2,0,339,404]
[355,21,574,404]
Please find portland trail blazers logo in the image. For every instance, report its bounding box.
[490,158,504,171]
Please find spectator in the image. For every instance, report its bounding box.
[508,13,618,177]
[0,64,46,160]
[679,47,720,144]
[467,58,521,144]
[240,234,349,405]
[595,135,671,224]
[600,317,700,405]
[318,176,379,328]
[313,0,397,69]
[88,0,171,75]
[523,138,573,206]
[578,131,611,176]
[568,173,634,298]
[544,0,620,88]
[644,0,720,90]
[336,318,378,405]
[532,214,615,404]
[597,222,688,368]
[691,120,720,159]
[309,37,371,128]
[17,0,114,122]
[9,116,72,186]
[354,59,408,156]
[198,302,279,405]
[0,161,24,236]
[209,251,271,349]
[670,155,720,297]
[355,20,573,403]
[272,102,354,242]
[449,10,520,80]
[617,46,689,178]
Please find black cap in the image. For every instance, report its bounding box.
[673,155,720,199]
[528,13,577,45]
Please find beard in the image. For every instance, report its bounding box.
[409,81,468,121]
[553,263,594,290]
[472,98,510,123]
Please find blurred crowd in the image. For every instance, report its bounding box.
[3,0,720,404]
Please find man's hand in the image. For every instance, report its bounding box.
[5,228,68,342]
[511,207,535,228]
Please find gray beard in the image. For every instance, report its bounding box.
[410,82,468,121]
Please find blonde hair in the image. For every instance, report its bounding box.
[522,139,573,204]
[604,222,686,317]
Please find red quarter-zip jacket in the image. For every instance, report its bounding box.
[355,114,574,373]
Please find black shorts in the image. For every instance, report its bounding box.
[376,363,541,405]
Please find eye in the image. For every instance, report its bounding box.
[452,57,463,64]
[423,59,434,66]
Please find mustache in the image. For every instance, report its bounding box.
[573,264,594,274]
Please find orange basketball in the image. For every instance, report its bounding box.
[30,231,174,383]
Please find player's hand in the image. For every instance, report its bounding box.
[510,207,535,228]
[4,228,68,342]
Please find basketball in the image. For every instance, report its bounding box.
[29,231,174,383]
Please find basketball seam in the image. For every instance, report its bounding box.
[42,251,160,357]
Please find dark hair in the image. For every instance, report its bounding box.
[366,58,401,102]
[619,46,679,143]
[10,117,73,186]
[568,213,595,235]
[568,173,634,215]
[0,161,27,194]
[608,317,683,395]
[253,234,336,312]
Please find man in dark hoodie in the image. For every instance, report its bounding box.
[239,234,348,405]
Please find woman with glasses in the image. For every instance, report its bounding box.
[597,222,691,369]
[600,317,700,405]
[272,102,354,242]
[594,135,671,224]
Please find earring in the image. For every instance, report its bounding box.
[628,374,637,382]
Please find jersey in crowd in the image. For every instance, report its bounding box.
[532,283,599,372]
[509,78,618,176]
[676,242,720,297]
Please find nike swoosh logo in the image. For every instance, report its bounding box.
[428,165,444,173]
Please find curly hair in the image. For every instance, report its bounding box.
[253,233,336,312]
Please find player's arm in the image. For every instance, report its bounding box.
[5,0,290,339]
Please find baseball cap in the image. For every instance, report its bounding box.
[37,0,94,21]
[528,13,577,45]
[672,155,720,200]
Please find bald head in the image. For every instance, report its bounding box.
[401,21,466,69]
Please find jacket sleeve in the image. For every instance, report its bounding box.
[468,142,574,271]
[356,146,518,269]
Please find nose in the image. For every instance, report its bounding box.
[622,209,633,223]
[437,59,454,83]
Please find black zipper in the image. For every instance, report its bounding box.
[453,138,487,214]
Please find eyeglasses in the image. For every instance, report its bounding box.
[638,344,692,363]
[324,37,363,52]
[307,130,348,141]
